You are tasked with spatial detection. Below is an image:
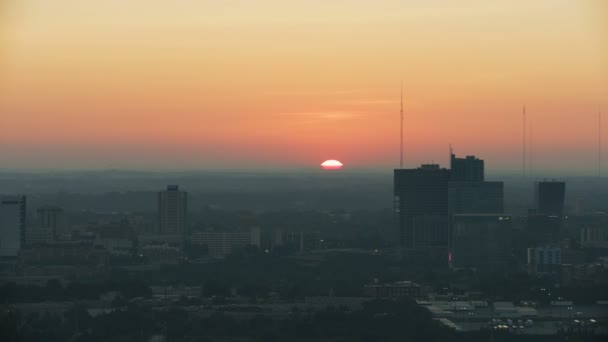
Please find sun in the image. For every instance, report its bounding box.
[321,159,343,170]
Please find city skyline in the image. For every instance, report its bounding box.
[1,1,607,173]
[2,2,608,340]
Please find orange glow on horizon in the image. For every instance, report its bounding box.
[0,1,606,174]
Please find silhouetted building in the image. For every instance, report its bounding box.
[448,181,504,214]
[26,206,64,245]
[191,227,261,259]
[580,225,608,248]
[18,243,109,267]
[365,280,422,299]
[272,230,321,253]
[0,196,26,257]
[158,185,188,236]
[527,211,562,243]
[90,220,136,256]
[447,152,502,214]
[450,214,512,272]
[36,206,63,239]
[394,164,450,254]
[450,152,484,181]
[17,243,109,277]
[412,215,449,254]
[527,245,561,275]
[534,181,566,217]
[139,243,182,263]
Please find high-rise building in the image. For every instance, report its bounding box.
[0,196,26,257]
[527,212,562,243]
[450,214,512,272]
[450,152,484,181]
[534,181,566,217]
[448,181,504,214]
[394,164,450,250]
[158,185,188,236]
[448,152,503,214]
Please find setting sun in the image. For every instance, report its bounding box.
[321,160,344,170]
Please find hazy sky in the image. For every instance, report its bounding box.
[1,0,607,174]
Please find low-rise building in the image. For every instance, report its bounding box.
[191,227,260,258]
[527,245,561,275]
[364,280,422,299]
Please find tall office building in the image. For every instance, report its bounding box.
[0,196,26,257]
[527,212,562,243]
[527,181,566,244]
[450,152,484,181]
[158,185,188,236]
[534,181,566,217]
[448,181,504,214]
[451,214,512,272]
[394,164,451,250]
[448,153,503,214]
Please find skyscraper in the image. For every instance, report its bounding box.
[448,153,503,215]
[158,185,188,236]
[451,214,512,272]
[0,196,26,257]
[534,181,566,217]
[448,181,504,214]
[450,152,484,182]
[394,164,450,251]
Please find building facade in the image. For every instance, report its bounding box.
[450,152,484,181]
[158,185,188,236]
[534,181,566,217]
[0,196,26,257]
[448,181,504,215]
[271,230,320,253]
[365,280,422,299]
[394,165,450,266]
[191,227,261,258]
[36,206,63,240]
[450,214,512,272]
[527,245,561,275]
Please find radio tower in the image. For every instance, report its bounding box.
[529,118,533,178]
[599,106,602,178]
[400,81,404,169]
[523,105,526,178]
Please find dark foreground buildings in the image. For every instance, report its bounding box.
[0,196,27,258]
[534,180,566,218]
[527,181,566,243]
[394,164,450,265]
[158,185,188,237]
[394,152,508,270]
[449,152,484,182]
[450,214,512,271]
[448,151,504,215]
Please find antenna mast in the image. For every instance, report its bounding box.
[529,118,533,178]
[400,81,404,169]
[599,107,602,178]
[449,144,453,168]
[523,105,526,178]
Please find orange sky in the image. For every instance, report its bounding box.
[0,0,607,174]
